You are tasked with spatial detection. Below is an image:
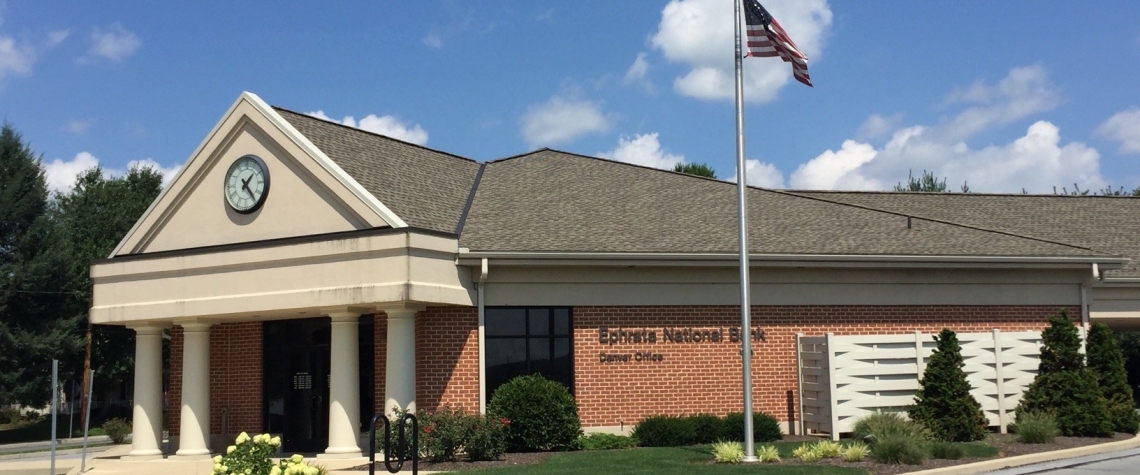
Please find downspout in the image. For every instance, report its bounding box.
[1080,263,1096,353]
[478,258,489,414]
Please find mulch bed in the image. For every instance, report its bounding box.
[346,433,1132,473]
[773,432,1132,475]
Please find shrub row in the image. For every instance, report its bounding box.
[416,407,509,462]
[632,412,782,447]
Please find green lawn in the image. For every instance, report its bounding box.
[461,446,869,475]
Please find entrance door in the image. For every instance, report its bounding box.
[264,318,330,453]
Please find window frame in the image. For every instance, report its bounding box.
[484,306,574,402]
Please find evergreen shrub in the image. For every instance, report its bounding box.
[689,414,723,444]
[720,412,783,442]
[910,329,989,442]
[1016,311,1113,437]
[631,415,695,447]
[1087,323,1140,434]
[488,374,581,452]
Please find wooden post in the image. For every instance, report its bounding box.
[914,331,926,378]
[993,329,1008,433]
[825,332,839,441]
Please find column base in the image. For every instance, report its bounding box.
[170,453,213,460]
[317,450,364,459]
[122,453,165,461]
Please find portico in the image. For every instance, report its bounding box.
[88,92,477,458]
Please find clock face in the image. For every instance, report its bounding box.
[224,155,270,214]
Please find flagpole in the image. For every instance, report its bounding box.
[733,0,758,463]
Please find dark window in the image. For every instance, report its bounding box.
[485,307,573,404]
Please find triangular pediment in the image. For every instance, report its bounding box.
[111,92,407,256]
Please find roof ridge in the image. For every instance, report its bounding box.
[776,189,1106,254]
[792,189,1140,199]
[490,147,733,186]
[272,106,480,164]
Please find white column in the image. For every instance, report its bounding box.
[128,326,165,458]
[174,323,212,457]
[384,308,417,416]
[323,312,362,457]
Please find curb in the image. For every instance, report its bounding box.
[900,434,1140,475]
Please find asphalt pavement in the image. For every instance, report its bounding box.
[983,448,1140,475]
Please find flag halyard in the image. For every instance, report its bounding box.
[743,0,812,87]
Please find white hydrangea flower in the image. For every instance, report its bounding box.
[235,432,251,444]
[226,445,236,454]
[270,436,282,446]
[213,455,222,464]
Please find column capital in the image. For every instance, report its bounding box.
[127,324,169,335]
[328,312,361,323]
[177,320,215,332]
[380,305,424,320]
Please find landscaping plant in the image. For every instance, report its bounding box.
[101,418,130,444]
[689,414,723,444]
[631,415,696,447]
[578,433,637,451]
[870,434,926,465]
[812,440,844,458]
[488,374,582,452]
[757,444,781,462]
[910,329,989,442]
[928,441,964,460]
[842,442,870,462]
[851,412,930,443]
[711,441,745,463]
[211,432,325,475]
[418,406,470,462]
[1013,411,1060,444]
[792,444,822,462]
[720,412,783,443]
[1016,311,1113,437]
[465,413,510,461]
[1087,323,1140,434]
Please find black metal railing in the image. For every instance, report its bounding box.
[368,412,418,475]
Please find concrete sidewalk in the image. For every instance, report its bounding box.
[0,436,113,455]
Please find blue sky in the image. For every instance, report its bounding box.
[3,1,1139,194]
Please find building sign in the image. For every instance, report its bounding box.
[597,326,766,364]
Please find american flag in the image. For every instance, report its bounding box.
[742,0,812,87]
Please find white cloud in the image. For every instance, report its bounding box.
[794,121,1103,193]
[597,133,684,170]
[1095,107,1140,154]
[790,66,1099,193]
[88,24,140,62]
[519,96,612,147]
[307,110,429,145]
[43,152,180,193]
[422,33,443,49]
[857,113,902,140]
[623,52,651,90]
[63,119,91,134]
[935,65,1061,142]
[650,0,831,102]
[46,29,69,48]
[728,159,786,188]
[0,36,34,81]
[790,140,877,189]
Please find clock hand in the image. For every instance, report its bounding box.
[241,175,254,197]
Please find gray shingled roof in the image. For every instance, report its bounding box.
[458,150,1105,258]
[275,108,481,233]
[789,191,1140,277]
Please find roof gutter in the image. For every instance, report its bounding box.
[457,250,1127,269]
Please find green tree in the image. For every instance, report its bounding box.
[1087,323,1139,433]
[0,123,80,406]
[673,162,717,179]
[894,170,948,192]
[56,166,164,394]
[1016,311,1113,437]
[1119,332,1140,406]
[910,329,989,442]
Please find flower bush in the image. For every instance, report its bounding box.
[101,418,130,444]
[417,407,509,462]
[211,432,325,475]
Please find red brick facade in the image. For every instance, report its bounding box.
[168,322,264,436]
[168,304,1065,436]
[573,305,1067,427]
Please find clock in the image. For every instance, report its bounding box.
[224,155,270,214]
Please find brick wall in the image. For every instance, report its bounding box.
[168,322,263,436]
[415,306,481,414]
[573,305,1069,427]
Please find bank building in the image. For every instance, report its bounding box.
[90,92,1140,458]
